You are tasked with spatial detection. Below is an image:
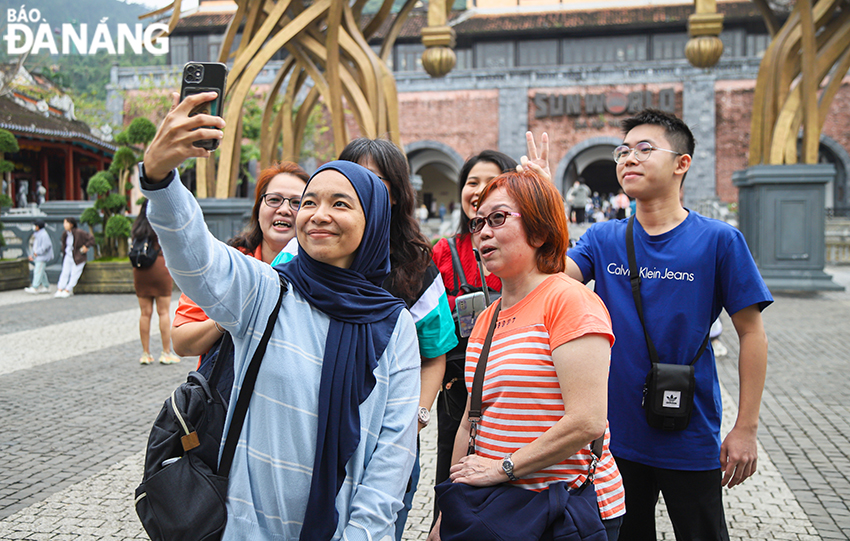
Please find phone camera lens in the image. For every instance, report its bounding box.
[183,64,204,83]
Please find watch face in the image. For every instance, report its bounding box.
[418,407,430,425]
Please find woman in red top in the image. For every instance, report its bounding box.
[171,161,308,358]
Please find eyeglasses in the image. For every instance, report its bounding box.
[612,142,683,164]
[468,210,522,234]
[262,193,301,210]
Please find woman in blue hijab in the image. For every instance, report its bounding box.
[140,92,421,541]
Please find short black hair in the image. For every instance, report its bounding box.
[621,109,695,156]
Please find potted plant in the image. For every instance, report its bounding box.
[75,170,135,293]
[75,119,156,293]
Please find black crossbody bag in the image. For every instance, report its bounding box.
[135,280,286,541]
[626,216,709,432]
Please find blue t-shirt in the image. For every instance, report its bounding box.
[568,211,773,470]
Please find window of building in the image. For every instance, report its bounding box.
[169,36,189,66]
[190,35,208,62]
[476,41,514,69]
[396,43,425,72]
[455,48,472,70]
[208,34,223,62]
[720,28,745,57]
[562,35,647,65]
[518,39,558,66]
[651,33,689,60]
[747,33,771,57]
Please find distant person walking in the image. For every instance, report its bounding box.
[567,179,592,223]
[131,200,180,365]
[24,219,53,294]
[614,190,630,220]
[55,217,94,298]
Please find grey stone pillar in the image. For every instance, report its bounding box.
[733,164,843,292]
[682,75,717,207]
[106,66,124,128]
[499,86,529,162]
[197,198,253,242]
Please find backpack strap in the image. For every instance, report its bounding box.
[626,216,709,367]
[217,278,287,477]
[446,236,470,296]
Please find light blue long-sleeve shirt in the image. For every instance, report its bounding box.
[142,171,420,541]
[31,228,53,262]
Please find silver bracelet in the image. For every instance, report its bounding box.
[214,321,225,334]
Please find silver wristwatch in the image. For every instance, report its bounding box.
[417,406,431,427]
[502,453,519,481]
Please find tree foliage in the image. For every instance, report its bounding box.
[0,129,19,154]
[81,171,131,258]
[126,117,157,148]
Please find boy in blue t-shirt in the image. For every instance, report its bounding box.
[567,109,773,540]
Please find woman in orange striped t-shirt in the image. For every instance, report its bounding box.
[429,170,625,541]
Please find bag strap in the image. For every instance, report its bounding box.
[447,236,470,296]
[218,279,287,477]
[626,216,710,367]
[465,299,605,484]
[467,300,501,455]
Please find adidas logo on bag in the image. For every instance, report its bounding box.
[663,390,681,409]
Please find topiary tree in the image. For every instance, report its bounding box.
[125,117,157,152]
[0,129,19,251]
[80,171,132,259]
[109,146,138,201]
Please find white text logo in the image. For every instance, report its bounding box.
[5,9,168,55]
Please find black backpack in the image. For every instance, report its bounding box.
[134,280,286,541]
[129,236,160,268]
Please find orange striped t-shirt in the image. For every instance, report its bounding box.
[465,273,625,519]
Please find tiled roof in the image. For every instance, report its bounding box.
[174,12,237,29]
[170,1,762,40]
[446,2,761,37]
[0,97,116,153]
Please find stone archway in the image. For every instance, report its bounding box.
[405,140,464,234]
[819,135,850,215]
[555,136,622,197]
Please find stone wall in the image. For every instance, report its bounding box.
[398,89,500,160]
[715,79,755,204]
[526,83,684,177]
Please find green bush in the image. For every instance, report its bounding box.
[105,214,132,239]
[0,129,19,153]
[86,171,115,197]
[126,117,157,147]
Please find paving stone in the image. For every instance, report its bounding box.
[2,270,850,540]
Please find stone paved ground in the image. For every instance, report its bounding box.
[0,269,849,540]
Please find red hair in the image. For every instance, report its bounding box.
[477,170,569,274]
[229,161,309,252]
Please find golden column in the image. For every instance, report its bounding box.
[686,0,725,68]
[748,0,850,166]
[145,0,458,198]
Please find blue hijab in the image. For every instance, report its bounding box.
[275,160,406,541]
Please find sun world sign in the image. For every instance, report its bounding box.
[534,88,676,119]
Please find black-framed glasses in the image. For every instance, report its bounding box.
[612,141,683,164]
[468,210,522,234]
[262,193,301,210]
